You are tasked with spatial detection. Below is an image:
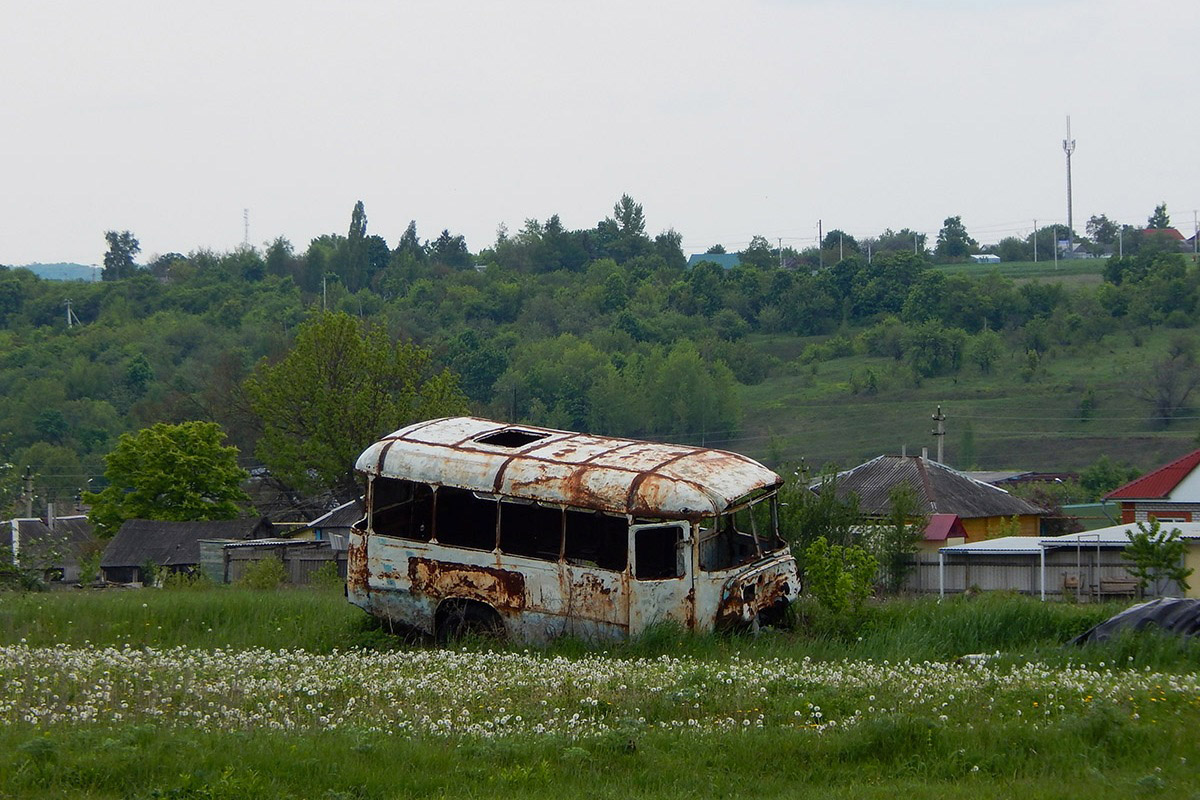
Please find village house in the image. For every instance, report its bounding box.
[1105,449,1200,524]
[821,453,1047,543]
[2,512,97,584]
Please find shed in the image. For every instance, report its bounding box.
[101,517,273,584]
[969,254,1000,264]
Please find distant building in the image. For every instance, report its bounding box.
[686,253,742,270]
[101,517,273,584]
[969,254,1000,264]
[1106,449,1200,524]
[2,513,97,583]
[819,454,1048,541]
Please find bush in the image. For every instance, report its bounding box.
[308,561,344,591]
[235,558,287,590]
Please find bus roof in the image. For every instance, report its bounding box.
[356,417,782,520]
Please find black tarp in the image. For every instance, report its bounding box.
[1071,598,1200,644]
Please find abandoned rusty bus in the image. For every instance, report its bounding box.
[347,417,799,642]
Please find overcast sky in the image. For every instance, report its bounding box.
[3,0,1196,266]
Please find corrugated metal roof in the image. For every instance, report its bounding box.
[828,455,1046,519]
[940,523,1200,555]
[1106,449,1200,500]
[356,417,781,519]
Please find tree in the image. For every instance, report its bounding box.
[1124,518,1193,596]
[102,231,141,281]
[1079,455,1139,500]
[245,311,469,497]
[83,421,249,539]
[1086,214,1119,245]
[967,329,1004,373]
[777,467,861,577]
[871,484,927,593]
[1148,203,1171,229]
[803,536,878,616]
[1135,353,1200,425]
[934,216,976,260]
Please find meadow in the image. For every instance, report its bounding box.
[2,588,1199,798]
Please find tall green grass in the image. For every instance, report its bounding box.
[4,587,1195,670]
[0,586,369,652]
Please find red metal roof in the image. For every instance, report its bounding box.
[1106,449,1200,500]
[924,513,966,541]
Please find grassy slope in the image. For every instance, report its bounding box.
[726,261,1197,471]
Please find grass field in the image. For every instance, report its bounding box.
[725,324,1200,474]
[930,259,1109,287]
[2,588,1199,798]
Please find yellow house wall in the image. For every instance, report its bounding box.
[960,515,1041,543]
[918,537,964,554]
[1184,543,1200,599]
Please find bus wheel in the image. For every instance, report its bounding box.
[436,600,503,644]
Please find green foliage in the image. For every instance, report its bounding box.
[1124,518,1193,595]
[803,536,878,616]
[1147,202,1170,229]
[871,484,927,592]
[967,329,1004,373]
[102,230,141,281]
[245,311,468,496]
[903,321,966,378]
[777,468,861,575]
[84,422,249,539]
[1080,456,1140,501]
[934,216,977,260]
[235,557,287,590]
[308,560,344,591]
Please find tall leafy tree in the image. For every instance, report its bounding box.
[102,230,141,280]
[84,421,249,538]
[245,311,469,497]
[1124,518,1193,595]
[934,216,976,260]
[1148,203,1171,229]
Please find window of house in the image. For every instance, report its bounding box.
[500,501,563,561]
[434,487,498,550]
[564,509,628,572]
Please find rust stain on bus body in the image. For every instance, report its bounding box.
[716,568,793,630]
[408,557,527,611]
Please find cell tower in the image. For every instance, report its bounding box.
[1062,116,1076,259]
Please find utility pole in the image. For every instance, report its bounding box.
[1193,210,1198,259]
[867,239,872,265]
[838,232,844,262]
[931,405,946,464]
[22,466,34,518]
[778,237,783,270]
[914,233,918,256]
[1053,225,1059,269]
[1033,219,1038,263]
[1118,227,1123,259]
[1063,115,1076,260]
[818,220,823,269]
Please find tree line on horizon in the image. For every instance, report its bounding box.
[1,195,1196,517]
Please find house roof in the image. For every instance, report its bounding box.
[309,499,363,530]
[924,513,966,541]
[1144,227,1186,241]
[102,517,272,568]
[1106,449,1200,500]
[356,417,781,520]
[686,253,742,270]
[4,515,96,567]
[827,455,1046,519]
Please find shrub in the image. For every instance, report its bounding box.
[236,558,287,590]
